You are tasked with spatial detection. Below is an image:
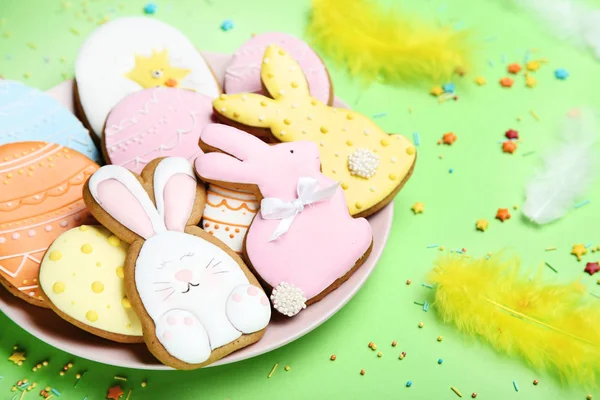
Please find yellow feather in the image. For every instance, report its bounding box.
[427,254,600,386]
[306,0,474,86]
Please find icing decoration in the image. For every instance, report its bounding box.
[270,282,307,317]
[260,177,339,241]
[203,185,258,254]
[104,87,211,173]
[225,32,331,105]
[125,50,191,89]
[86,157,270,366]
[348,148,379,179]
[38,225,143,339]
[195,124,373,313]
[0,142,98,306]
[213,45,416,217]
[75,16,220,138]
[0,80,101,163]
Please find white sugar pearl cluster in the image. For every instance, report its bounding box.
[270,282,307,317]
[348,148,380,179]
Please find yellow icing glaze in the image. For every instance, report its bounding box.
[125,49,191,89]
[213,45,416,215]
[39,225,142,337]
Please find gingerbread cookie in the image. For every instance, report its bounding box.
[39,225,143,342]
[213,45,417,218]
[225,32,332,105]
[0,80,101,163]
[83,157,270,369]
[75,16,220,139]
[0,142,98,306]
[196,124,373,317]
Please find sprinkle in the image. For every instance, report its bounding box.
[413,132,421,146]
[499,77,514,87]
[220,20,234,31]
[422,283,433,289]
[521,151,536,157]
[26,42,37,50]
[377,351,382,358]
[513,381,519,392]
[427,244,439,248]
[143,3,157,14]
[451,386,463,397]
[437,336,443,342]
[392,341,397,347]
[125,389,132,400]
[471,393,478,398]
[360,369,365,375]
[267,363,278,378]
[406,279,412,285]
[501,54,506,63]
[414,301,424,306]
[284,365,291,371]
[592,293,600,299]
[406,381,412,387]
[141,381,147,388]
[442,83,455,93]
[418,322,424,328]
[423,301,429,312]
[545,247,557,252]
[330,354,336,361]
[442,132,457,145]
[449,168,454,174]
[51,388,61,396]
[575,199,590,209]
[372,112,387,119]
[488,59,494,67]
[554,68,569,80]
[368,342,374,348]
[69,27,79,35]
[533,379,539,385]
[544,262,558,273]
[113,376,127,381]
[438,358,443,364]
[73,371,86,388]
[530,109,540,121]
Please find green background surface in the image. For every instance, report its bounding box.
[1,0,600,399]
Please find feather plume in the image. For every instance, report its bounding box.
[523,109,598,224]
[306,0,473,86]
[510,0,600,60]
[428,254,600,386]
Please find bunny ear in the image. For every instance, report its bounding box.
[195,152,258,186]
[213,93,277,129]
[153,157,198,232]
[88,165,165,239]
[200,124,267,161]
[261,45,310,101]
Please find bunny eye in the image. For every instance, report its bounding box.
[180,252,195,260]
[289,150,294,154]
[158,260,174,270]
[151,69,163,79]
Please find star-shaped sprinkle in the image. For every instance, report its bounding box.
[584,262,600,275]
[476,219,489,232]
[505,129,519,140]
[430,86,444,96]
[454,66,467,76]
[525,75,537,88]
[554,68,569,80]
[496,208,511,222]
[443,132,457,145]
[442,82,455,93]
[571,244,587,261]
[502,141,517,154]
[507,63,522,74]
[107,385,124,400]
[474,76,486,86]
[411,202,424,214]
[526,60,540,71]
[499,77,514,88]
[8,351,26,365]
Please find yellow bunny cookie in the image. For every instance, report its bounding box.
[213,45,416,217]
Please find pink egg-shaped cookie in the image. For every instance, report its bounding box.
[104,87,213,174]
[224,32,332,105]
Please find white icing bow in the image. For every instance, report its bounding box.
[260,177,339,241]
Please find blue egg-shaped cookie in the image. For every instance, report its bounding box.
[0,80,101,163]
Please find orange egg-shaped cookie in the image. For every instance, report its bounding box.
[0,142,99,306]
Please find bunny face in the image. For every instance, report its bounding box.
[84,157,270,368]
[213,45,417,218]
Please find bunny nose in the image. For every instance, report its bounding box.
[165,78,178,87]
[175,269,193,282]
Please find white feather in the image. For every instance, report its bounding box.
[523,109,599,224]
[514,0,600,59]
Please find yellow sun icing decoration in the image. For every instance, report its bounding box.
[125,49,190,89]
[213,45,416,216]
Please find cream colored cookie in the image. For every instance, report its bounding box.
[39,225,143,343]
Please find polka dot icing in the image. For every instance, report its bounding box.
[38,225,142,338]
[348,148,380,179]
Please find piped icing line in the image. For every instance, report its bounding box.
[0,143,57,170]
[105,88,160,137]
[0,249,46,278]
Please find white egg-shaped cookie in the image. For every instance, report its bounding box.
[75,16,220,139]
[39,225,143,342]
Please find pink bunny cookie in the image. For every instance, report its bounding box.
[195,125,373,317]
[103,87,258,254]
[83,157,270,369]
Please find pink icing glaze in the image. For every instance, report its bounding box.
[224,32,331,105]
[195,125,372,300]
[162,174,196,232]
[104,87,214,174]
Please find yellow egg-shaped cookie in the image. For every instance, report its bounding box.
[39,225,143,342]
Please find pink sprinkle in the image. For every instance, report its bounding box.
[28,229,36,237]
[247,286,258,296]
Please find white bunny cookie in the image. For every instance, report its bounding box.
[83,157,270,369]
[213,45,417,218]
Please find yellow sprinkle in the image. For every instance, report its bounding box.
[81,244,93,254]
[291,82,298,88]
[284,118,291,125]
[219,94,227,100]
[355,202,363,210]
[530,109,540,121]
[380,139,390,147]
[91,281,104,294]
[116,266,125,279]
[107,235,120,246]
[406,146,415,155]
[341,183,349,190]
[52,282,65,294]
[268,363,278,378]
[233,112,240,118]
[69,27,80,35]
[389,173,397,180]
[320,126,328,134]
[85,310,98,322]
[23,72,31,79]
[451,386,463,398]
[346,113,354,120]
[26,42,37,49]
[260,100,267,106]
[49,250,62,261]
[346,140,353,146]
[284,365,291,371]
[121,297,131,308]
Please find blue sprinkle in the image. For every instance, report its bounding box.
[513,381,519,392]
[586,243,593,248]
[422,283,434,289]
[438,358,443,364]
[501,54,506,64]
[406,381,413,387]
[442,82,455,93]
[51,388,61,396]
[143,3,157,14]
[426,244,439,249]
[554,68,569,80]
[423,301,429,312]
[372,112,387,119]
[413,132,420,146]
[524,49,531,63]
[488,59,494,68]
[220,19,234,31]
[448,168,454,174]
[574,199,590,209]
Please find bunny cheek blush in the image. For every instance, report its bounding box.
[213,45,417,218]
[196,125,373,317]
[84,157,270,369]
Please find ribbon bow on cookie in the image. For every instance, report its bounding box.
[260,177,339,241]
